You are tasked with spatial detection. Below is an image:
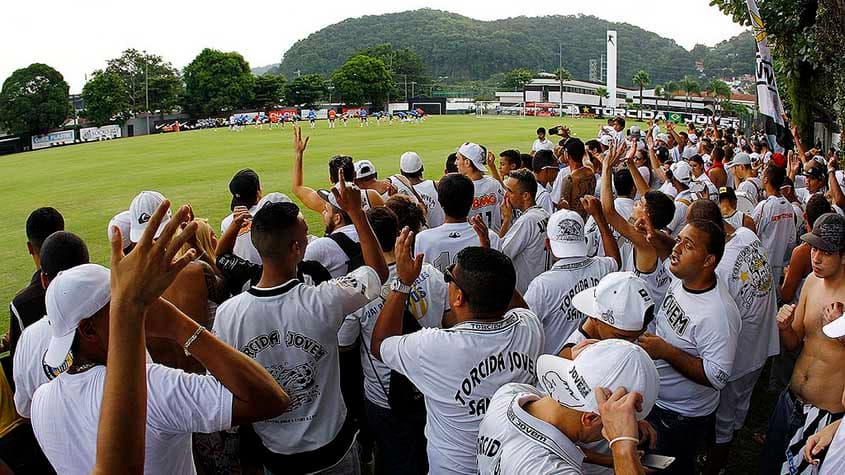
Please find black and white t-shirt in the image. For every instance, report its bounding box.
[500,206,551,294]
[380,308,544,474]
[477,383,584,475]
[715,228,779,380]
[213,267,381,457]
[653,278,741,417]
[31,364,233,475]
[415,222,501,273]
[524,256,617,355]
[752,195,797,270]
[413,179,446,228]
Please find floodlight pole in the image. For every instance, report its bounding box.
[559,42,563,118]
[144,51,150,135]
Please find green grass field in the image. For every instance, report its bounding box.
[1,115,634,331]
[0,113,773,472]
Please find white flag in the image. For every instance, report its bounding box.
[747,0,785,127]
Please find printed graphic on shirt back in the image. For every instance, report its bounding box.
[730,240,772,310]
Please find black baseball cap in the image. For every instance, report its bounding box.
[229,169,260,210]
[801,213,845,253]
[804,164,826,181]
[718,187,736,201]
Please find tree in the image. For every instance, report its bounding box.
[710,0,845,144]
[331,55,394,107]
[285,74,327,107]
[661,80,678,109]
[357,44,429,86]
[680,75,700,111]
[252,74,286,110]
[632,70,650,110]
[182,48,255,117]
[0,63,70,135]
[81,70,131,126]
[595,87,609,108]
[500,69,535,91]
[705,79,732,113]
[554,68,572,81]
[104,49,182,116]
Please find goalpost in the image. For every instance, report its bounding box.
[410,102,443,115]
[474,101,526,118]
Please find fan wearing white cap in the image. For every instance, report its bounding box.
[128,190,171,243]
[636,219,740,475]
[30,260,290,474]
[456,142,506,232]
[524,207,619,355]
[106,210,133,254]
[725,152,762,205]
[399,151,446,227]
[560,272,655,357]
[476,340,659,475]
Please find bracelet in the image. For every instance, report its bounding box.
[183,326,206,356]
[608,436,640,449]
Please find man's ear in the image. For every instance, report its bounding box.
[581,411,602,431]
[40,272,49,290]
[544,237,551,252]
[27,241,35,257]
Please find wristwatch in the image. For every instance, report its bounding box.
[389,277,413,294]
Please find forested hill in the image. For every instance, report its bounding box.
[273,9,754,87]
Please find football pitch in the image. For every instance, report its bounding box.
[0,115,646,331]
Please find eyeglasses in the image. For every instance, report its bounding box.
[444,264,466,294]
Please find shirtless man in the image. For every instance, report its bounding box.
[761,213,845,474]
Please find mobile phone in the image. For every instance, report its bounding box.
[642,454,675,470]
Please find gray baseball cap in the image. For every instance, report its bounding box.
[801,213,845,253]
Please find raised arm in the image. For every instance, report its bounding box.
[645,130,667,183]
[582,196,621,269]
[601,143,654,260]
[215,206,251,257]
[625,142,650,197]
[828,157,845,209]
[291,127,325,213]
[332,169,389,283]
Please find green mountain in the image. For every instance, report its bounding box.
[274,9,754,87]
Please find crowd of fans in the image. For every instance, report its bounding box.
[1,116,844,475]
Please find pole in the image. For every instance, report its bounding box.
[404,75,408,101]
[559,42,563,118]
[144,51,150,135]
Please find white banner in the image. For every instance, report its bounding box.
[80,125,121,142]
[607,30,618,109]
[589,107,741,129]
[31,130,75,150]
[747,0,784,127]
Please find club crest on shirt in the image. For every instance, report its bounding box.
[730,241,772,310]
[266,362,320,413]
[553,219,583,242]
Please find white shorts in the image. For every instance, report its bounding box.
[714,367,764,443]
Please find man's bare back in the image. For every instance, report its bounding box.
[790,273,845,412]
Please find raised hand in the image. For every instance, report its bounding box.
[500,196,513,223]
[581,195,603,219]
[822,302,844,327]
[331,168,363,214]
[395,227,424,285]
[595,387,643,442]
[232,205,252,229]
[486,151,497,170]
[470,215,491,248]
[777,304,796,331]
[637,332,668,359]
[293,126,309,155]
[110,200,198,308]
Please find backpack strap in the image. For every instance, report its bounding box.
[328,232,362,260]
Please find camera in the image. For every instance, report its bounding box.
[549,126,560,135]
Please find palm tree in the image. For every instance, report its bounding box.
[705,79,732,113]
[680,75,700,111]
[555,67,572,81]
[595,87,609,108]
[632,70,650,110]
[661,80,677,109]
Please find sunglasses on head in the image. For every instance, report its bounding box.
[444,264,466,293]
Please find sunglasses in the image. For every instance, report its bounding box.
[444,264,466,294]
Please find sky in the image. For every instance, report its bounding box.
[1,0,747,93]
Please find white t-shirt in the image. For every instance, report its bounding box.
[470,176,506,232]
[477,383,584,475]
[653,278,741,417]
[723,210,748,231]
[659,181,678,198]
[752,196,797,269]
[585,197,635,259]
[500,206,551,294]
[634,256,673,310]
[13,316,52,418]
[531,138,555,153]
[694,175,719,201]
[413,179,446,228]
[415,222,501,273]
[737,178,762,204]
[213,267,381,455]
[715,228,779,379]
[667,200,689,237]
[303,224,361,278]
[387,176,421,203]
[380,308,544,475]
[524,256,618,355]
[338,264,448,409]
[31,364,233,475]
[535,182,555,215]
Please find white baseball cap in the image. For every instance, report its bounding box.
[458,142,486,172]
[257,192,293,209]
[107,210,132,250]
[823,312,845,339]
[599,135,613,147]
[354,160,377,179]
[670,161,692,184]
[400,152,424,174]
[547,209,588,258]
[656,133,669,143]
[537,339,659,420]
[725,152,752,168]
[129,191,170,243]
[44,264,111,368]
[572,272,654,331]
